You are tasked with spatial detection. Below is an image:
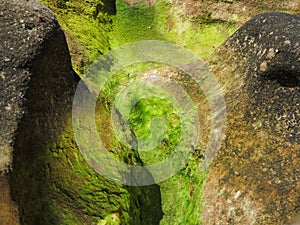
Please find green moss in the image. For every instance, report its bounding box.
[110,0,238,58]
[40,0,113,74]
[109,0,167,47]
[98,213,121,225]
[27,0,239,224]
[12,125,125,224]
[127,97,181,165]
[12,117,162,224]
[159,165,208,225]
[105,3,236,223]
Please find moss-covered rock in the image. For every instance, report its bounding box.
[1,0,162,224]
[4,0,299,224]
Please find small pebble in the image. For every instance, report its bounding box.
[3,57,10,62]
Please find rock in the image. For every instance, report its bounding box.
[1,0,162,224]
[124,0,156,7]
[167,0,299,25]
[0,0,62,174]
[201,12,300,224]
[0,175,19,225]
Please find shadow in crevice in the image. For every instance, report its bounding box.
[126,184,163,225]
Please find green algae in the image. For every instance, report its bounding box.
[18,0,239,224]
[40,0,113,74]
[12,125,127,224]
[12,118,162,224]
[110,0,238,58]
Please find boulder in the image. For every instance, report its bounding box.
[1,0,162,224]
[0,0,74,173]
[201,12,300,224]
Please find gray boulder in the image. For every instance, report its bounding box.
[0,0,79,173]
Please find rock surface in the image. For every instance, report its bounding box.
[201,12,300,224]
[0,0,62,174]
[2,0,299,224]
[1,0,162,224]
[168,0,300,24]
[0,175,19,225]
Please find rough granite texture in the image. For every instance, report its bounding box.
[201,12,300,225]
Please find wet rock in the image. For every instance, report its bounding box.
[201,12,300,224]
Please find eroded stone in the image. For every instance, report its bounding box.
[202,12,300,225]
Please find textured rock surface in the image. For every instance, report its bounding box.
[0,175,19,225]
[166,0,300,25]
[0,0,61,173]
[1,0,162,224]
[201,12,300,224]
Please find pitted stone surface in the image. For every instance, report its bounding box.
[201,12,300,225]
[0,0,65,172]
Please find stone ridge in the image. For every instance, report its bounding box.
[202,12,300,224]
[0,0,62,173]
